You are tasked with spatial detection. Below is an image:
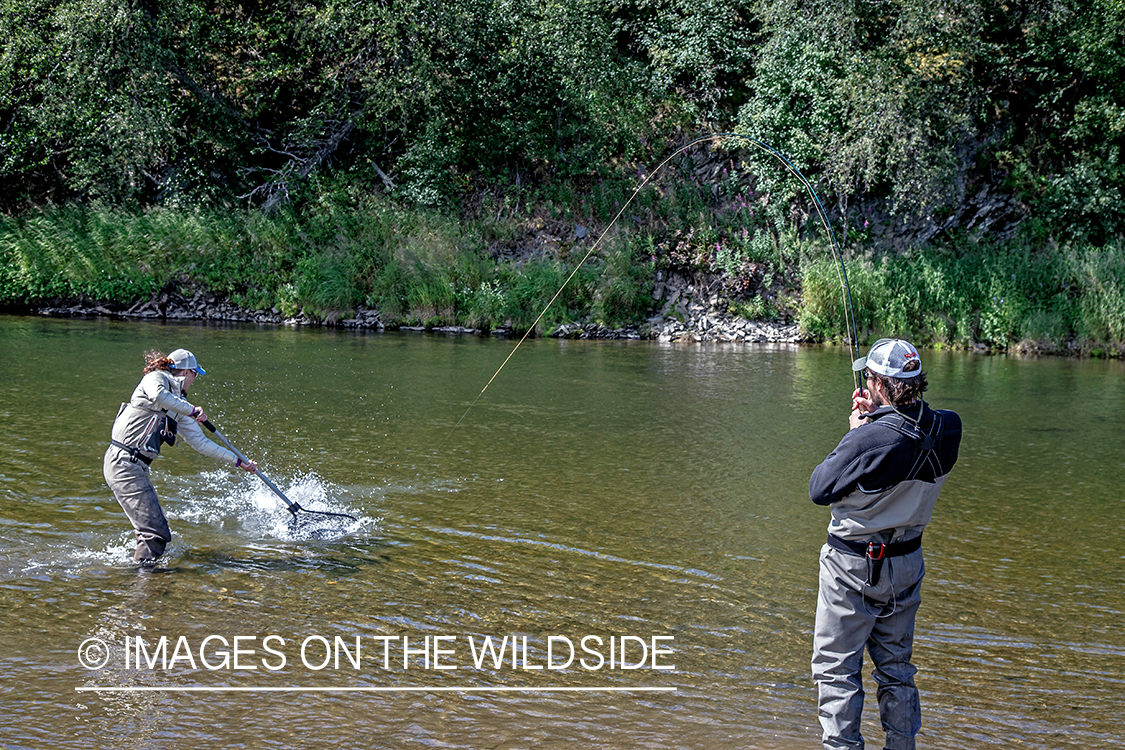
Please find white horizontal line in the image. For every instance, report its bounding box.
[76,686,677,693]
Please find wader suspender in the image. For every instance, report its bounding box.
[109,402,176,466]
[848,409,945,590]
[109,439,153,465]
[872,409,946,483]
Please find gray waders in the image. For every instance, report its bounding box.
[812,541,925,750]
[103,445,171,561]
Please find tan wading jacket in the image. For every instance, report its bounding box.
[110,370,238,465]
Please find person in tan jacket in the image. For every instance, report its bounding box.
[103,348,256,562]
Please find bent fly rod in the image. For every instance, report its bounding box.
[438,133,861,449]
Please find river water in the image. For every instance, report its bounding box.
[0,315,1122,749]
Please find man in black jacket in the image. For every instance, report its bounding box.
[809,338,962,750]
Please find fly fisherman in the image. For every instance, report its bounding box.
[809,339,962,750]
[103,349,257,562]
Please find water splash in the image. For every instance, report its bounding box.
[173,470,379,543]
[0,533,142,581]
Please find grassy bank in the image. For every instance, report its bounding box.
[0,195,651,332]
[2,196,1123,355]
[801,239,1125,356]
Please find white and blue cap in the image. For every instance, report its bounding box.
[168,348,206,375]
[852,338,921,378]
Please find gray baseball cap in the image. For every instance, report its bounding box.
[168,348,206,375]
[852,338,921,378]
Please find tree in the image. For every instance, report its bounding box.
[739,0,984,220]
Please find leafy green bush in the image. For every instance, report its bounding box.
[1060,240,1125,346]
[592,241,654,326]
[798,236,1125,353]
[500,258,595,333]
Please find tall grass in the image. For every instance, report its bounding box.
[0,198,650,334]
[799,237,1125,353]
[3,199,1123,353]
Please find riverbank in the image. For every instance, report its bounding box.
[3,200,1123,356]
[26,268,804,345]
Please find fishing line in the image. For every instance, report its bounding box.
[437,133,860,450]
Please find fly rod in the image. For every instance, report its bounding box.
[438,133,861,449]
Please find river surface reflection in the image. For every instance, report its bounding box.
[0,316,1122,749]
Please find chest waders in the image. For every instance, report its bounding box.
[828,406,947,591]
[109,403,179,464]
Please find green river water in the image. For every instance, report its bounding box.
[0,315,1122,749]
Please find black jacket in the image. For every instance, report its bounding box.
[809,401,962,542]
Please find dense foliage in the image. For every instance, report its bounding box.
[1,1,1123,350]
[5,0,1118,228]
